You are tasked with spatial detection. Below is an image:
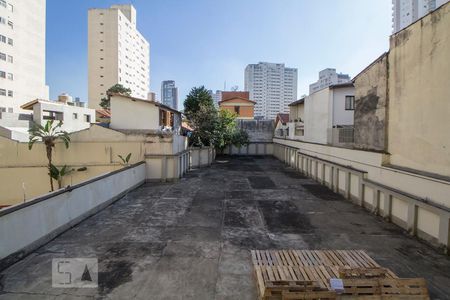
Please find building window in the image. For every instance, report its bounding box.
[0,52,5,60]
[0,35,4,43]
[0,71,5,78]
[345,96,355,110]
[7,38,12,45]
[7,107,12,112]
[7,90,12,97]
[0,17,5,24]
[7,55,12,63]
[84,114,91,122]
[7,4,12,11]
[0,88,5,95]
[7,21,12,29]
[7,73,12,80]
[234,106,240,115]
[0,1,6,8]
[73,113,78,119]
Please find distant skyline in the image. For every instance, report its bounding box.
[47,0,392,110]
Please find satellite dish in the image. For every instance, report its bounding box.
[231,85,239,91]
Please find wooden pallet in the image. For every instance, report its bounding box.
[251,250,429,300]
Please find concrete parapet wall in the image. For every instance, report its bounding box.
[222,142,273,156]
[189,147,215,168]
[237,119,274,142]
[273,140,450,253]
[0,162,146,270]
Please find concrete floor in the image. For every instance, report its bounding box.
[1,156,450,299]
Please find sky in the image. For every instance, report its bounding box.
[47,0,392,110]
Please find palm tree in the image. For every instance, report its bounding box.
[28,120,70,191]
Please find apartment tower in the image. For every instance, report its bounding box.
[0,0,49,113]
[244,62,297,120]
[309,68,351,94]
[88,4,150,109]
[392,0,449,33]
[161,80,178,109]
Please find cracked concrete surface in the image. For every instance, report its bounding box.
[1,156,450,299]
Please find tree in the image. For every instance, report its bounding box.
[49,165,74,190]
[183,86,215,117]
[28,120,71,191]
[214,109,250,153]
[187,104,218,147]
[100,84,132,109]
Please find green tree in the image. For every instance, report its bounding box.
[187,104,218,147]
[49,165,74,189]
[28,120,71,191]
[214,109,250,153]
[183,86,215,117]
[100,84,132,109]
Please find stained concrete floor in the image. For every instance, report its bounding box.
[1,156,450,299]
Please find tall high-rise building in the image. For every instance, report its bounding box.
[309,68,350,94]
[0,0,49,113]
[208,90,222,107]
[244,62,297,120]
[88,4,150,109]
[161,80,178,109]
[392,0,448,33]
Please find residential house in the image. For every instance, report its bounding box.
[274,113,289,138]
[219,91,255,119]
[287,98,305,140]
[109,93,181,134]
[0,94,95,142]
[303,82,355,146]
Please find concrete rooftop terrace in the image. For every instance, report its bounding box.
[1,156,450,299]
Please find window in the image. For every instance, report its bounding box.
[7,90,12,97]
[8,107,12,113]
[73,113,78,119]
[234,106,240,114]
[7,21,12,29]
[0,107,5,112]
[0,35,5,43]
[7,38,12,45]
[0,17,5,24]
[0,71,5,78]
[0,88,5,95]
[0,52,5,60]
[7,55,12,63]
[345,96,355,110]
[84,114,91,122]
[7,72,12,80]
[7,4,12,12]
[0,0,6,8]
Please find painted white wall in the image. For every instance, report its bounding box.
[110,95,160,130]
[0,163,146,260]
[331,86,355,126]
[31,101,95,133]
[304,89,330,144]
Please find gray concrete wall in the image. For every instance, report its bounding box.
[0,162,146,269]
[353,53,388,151]
[236,119,274,142]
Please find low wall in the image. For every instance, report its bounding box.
[0,162,146,270]
[273,140,450,253]
[146,150,190,181]
[222,142,274,156]
[189,147,215,168]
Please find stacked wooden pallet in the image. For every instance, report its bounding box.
[251,250,429,300]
